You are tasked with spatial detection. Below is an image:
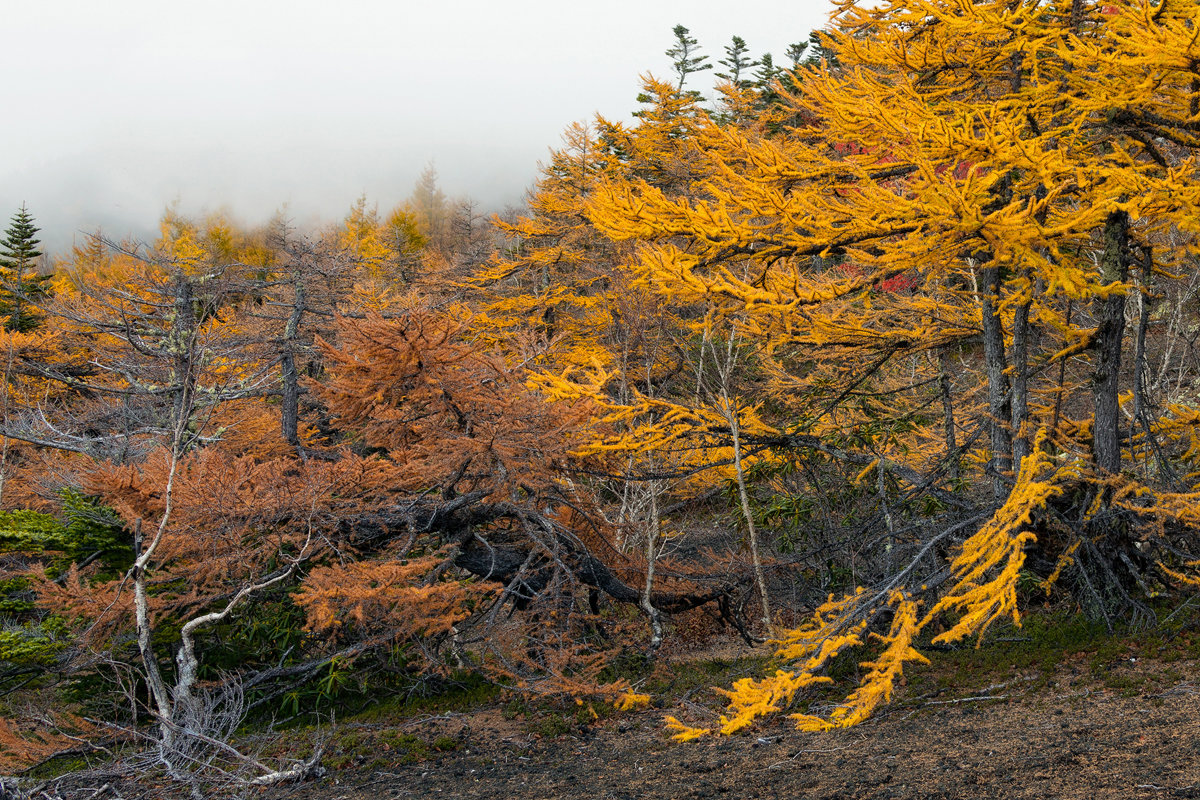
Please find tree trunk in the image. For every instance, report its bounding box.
[0,336,14,506]
[641,483,664,652]
[980,265,1012,500]
[1132,246,1152,428]
[280,277,306,448]
[1011,287,1032,468]
[1093,211,1129,474]
[938,347,958,480]
[1051,299,1073,441]
[726,398,771,633]
[171,273,198,439]
[1129,246,1176,485]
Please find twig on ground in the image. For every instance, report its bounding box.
[767,745,851,770]
[1135,784,1197,793]
[1147,683,1197,699]
[402,713,463,728]
[922,695,1009,706]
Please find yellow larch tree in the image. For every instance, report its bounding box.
[569,0,1200,734]
[469,121,622,372]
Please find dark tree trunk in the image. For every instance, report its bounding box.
[938,346,958,480]
[1093,211,1129,474]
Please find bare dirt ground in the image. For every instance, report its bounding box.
[268,654,1200,800]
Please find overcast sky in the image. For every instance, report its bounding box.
[2,1,837,255]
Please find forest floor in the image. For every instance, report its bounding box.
[258,613,1200,800]
[25,611,1200,799]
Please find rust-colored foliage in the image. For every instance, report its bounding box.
[316,310,592,495]
[295,556,494,640]
[0,713,97,773]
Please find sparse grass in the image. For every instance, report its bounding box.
[431,735,461,752]
[645,655,771,699]
[898,602,1200,705]
[315,727,467,771]
[527,712,573,738]
[22,754,91,781]
[340,671,502,724]
[498,693,618,739]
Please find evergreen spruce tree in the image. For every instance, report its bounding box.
[664,24,711,98]
[716,36,758,91]
[753,52,783,109]
[754,52,779,86]
[785,41,809,70]
[804,30,839,68]
[0,205,50,332]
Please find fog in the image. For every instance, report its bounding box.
[1,0,836,255]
